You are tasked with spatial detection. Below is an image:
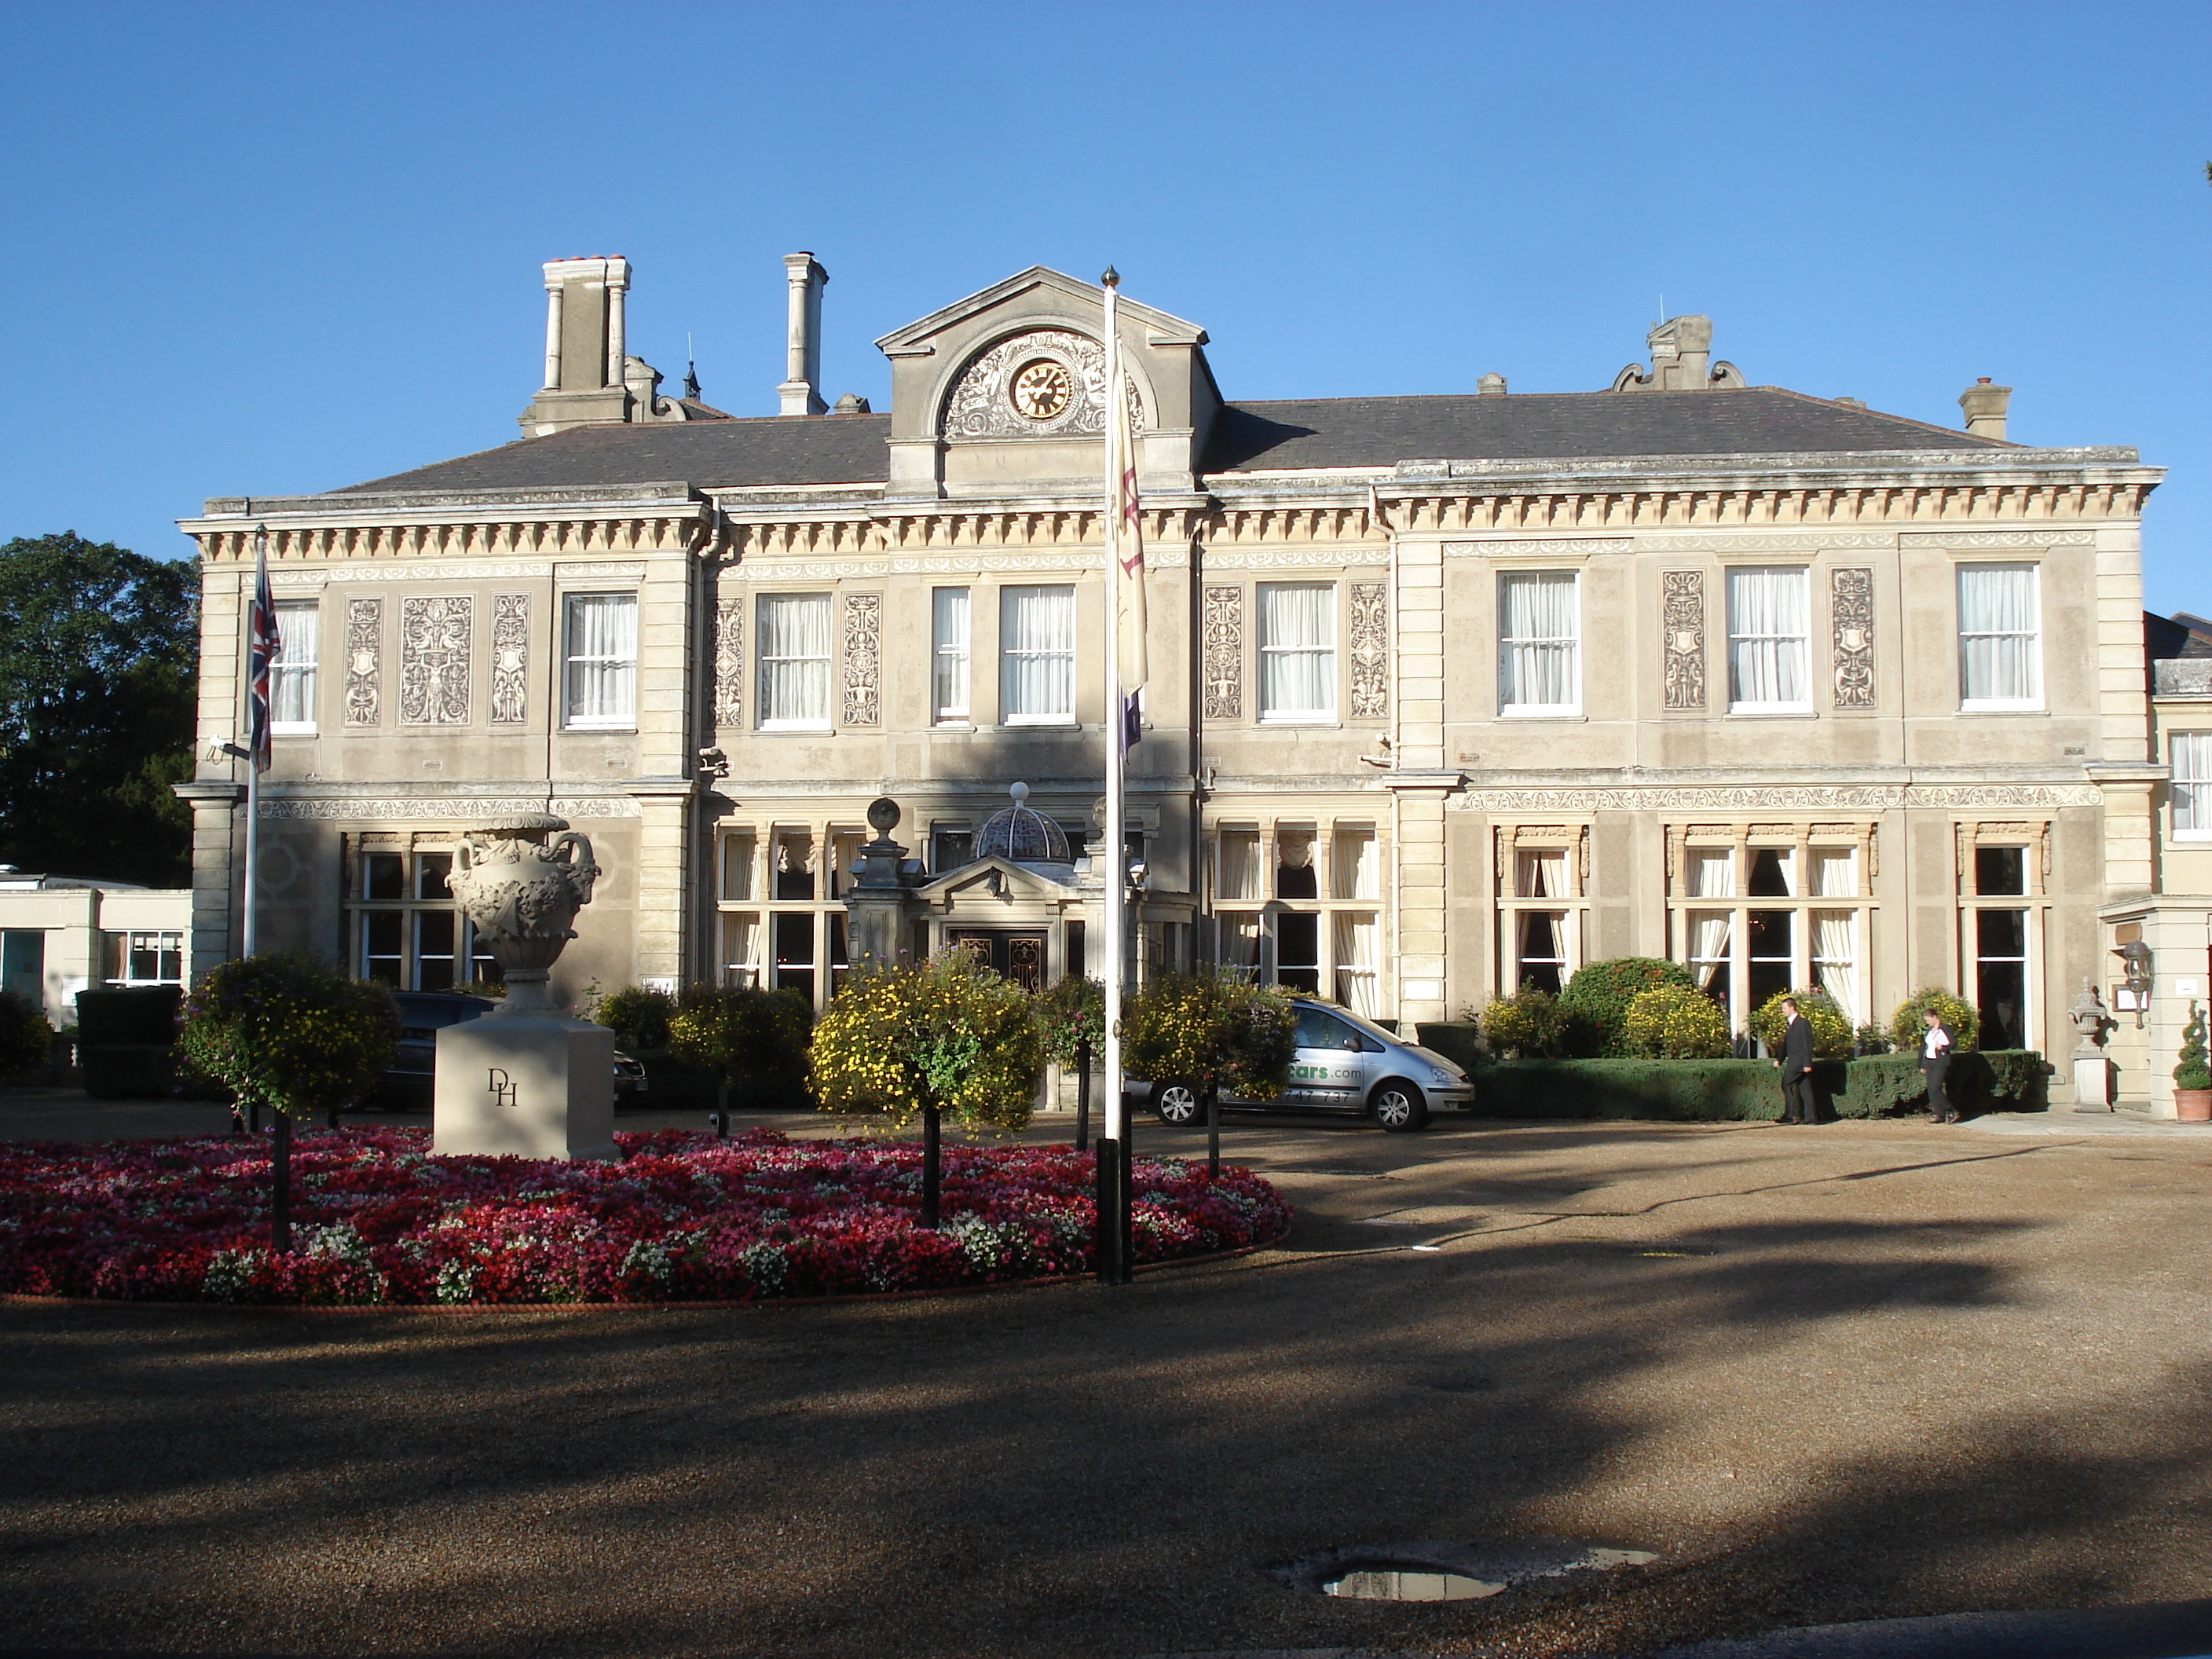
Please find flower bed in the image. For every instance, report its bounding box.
[0,1127,1291,1306]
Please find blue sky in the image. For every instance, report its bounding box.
[3,2,2207,609]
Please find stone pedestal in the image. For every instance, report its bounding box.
[434,1013,616,1161]
[2071,1051,2114,1113]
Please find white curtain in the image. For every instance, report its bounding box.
[1333,826,1379,899]
[932,588,969,719]
[1220,913,1262,974]
[564,594,636,726]
[757,594,830,725]
[1812,848,1857,898]
[721,913,761,986]
[1258,583,1335,716]
[1812,910,1860,1024]
[1001,585,1075,719]
[1498,572,1577,708]
[272,602,318,726]
[1217,830,1260,900]
[1689,912,1732,989]
[1332,911,1380,1016]
[2175,732,2212,832]
[1516,848,1566,899]
[1958,564,2038,704]
[1690,848,1734,898]
[1727,567,1808,707]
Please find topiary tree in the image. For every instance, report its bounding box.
[667,982,812,1114]
[1033,974,1106,1150]
[1618,982,1731,1058]
[1479,983,1566,1058]
[178,954,399,1252]
[809,950,1044,1227]
[1558,958,1698,1056]
[1748,988,1854,1060]
[1121,968,1297,1173]
[590,983,675,1052]
[1888,987,1979,1054]
[0,989,53,1077]
[2175,1001,2210,1092]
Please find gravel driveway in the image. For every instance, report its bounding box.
[3,1098,2209,1657]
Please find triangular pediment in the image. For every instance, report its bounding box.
[876,266,1207,357]
[914,855,1080,903]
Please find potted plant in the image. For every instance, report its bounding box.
[2173,1001,2212,1122]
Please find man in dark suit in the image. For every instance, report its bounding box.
[1920,1006,1958,1122]
[1778,996,1817,1124]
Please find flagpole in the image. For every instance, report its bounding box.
[244,524,267,959]
[1099,268,1131,1285]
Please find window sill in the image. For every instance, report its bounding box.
[2173,830,2212,843]
[1497,709,1585,722]
[932,720,976,731]
[999,719,1079,730]
[1257,715,1339,727]
[1724,707,1816,719]
[270,725,317,738]
[1957,704,2047,716]
[562,725,638,735]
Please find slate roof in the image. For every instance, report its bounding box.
[325,387,2001,498]
[1203,388,2002,473]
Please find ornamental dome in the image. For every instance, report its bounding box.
[975,782,1071,865]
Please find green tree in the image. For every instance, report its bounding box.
[589,983,675,1051]
[1120,969,1297,1171]
[0,989,53,1076]
[0,533,198,887]
[810,951,1044,1226]
[1032,974,1105,1148]
[666,982,812,1112]
[178,955,399,1251]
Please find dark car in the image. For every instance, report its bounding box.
[376,991,647,1108]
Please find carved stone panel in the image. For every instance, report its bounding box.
[400,595,471,725]
[713,597,743,729]
[1202,585,1242,720]
[1830,566,1875,709]
[343,598,381,727]
[490,594,529,725]
[841,593,881,727]
[940,328,1144,441]
[1662,570,1705,710]
[1349,581,1389,719]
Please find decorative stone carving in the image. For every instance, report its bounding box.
[448,814,599,1009]
[1349,582,1389,719]
[1452,783,2100,812]
[343,599,381,727]
[1831,567,1875,709]
[712,597,742,728]
[1662,571,1705,710]
[490,595,529,724]
[1202,585,1243,720]
[258,795,642,820]
[940,329,1144,441]
[841,593,881,726]
[400,595,471,725]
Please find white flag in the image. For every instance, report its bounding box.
[1108,308,1146,750]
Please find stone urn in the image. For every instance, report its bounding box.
[448,813,600,1013]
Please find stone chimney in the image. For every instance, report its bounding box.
[1477,372,1507,397]
[517,258,631,434]
[1959,377,2011,441]
[778,252,829,416]
[1610,315,1748,392]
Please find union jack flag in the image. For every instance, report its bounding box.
[247,529,276,775]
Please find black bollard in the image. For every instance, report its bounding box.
[1207,1086,1221,1178]
[1094,1136,1120,1284]
[1074,1038,1092,1153]
[921,1103,941,1230]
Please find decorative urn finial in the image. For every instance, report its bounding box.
[446,814,600,1013]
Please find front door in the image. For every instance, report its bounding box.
[948,929,1048,994]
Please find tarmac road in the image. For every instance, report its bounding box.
[2,1093,2210,1658]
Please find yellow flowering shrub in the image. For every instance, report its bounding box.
[1617,983,1730,1060]
[1120,969,1297,1102]
[809,950,1042,1132]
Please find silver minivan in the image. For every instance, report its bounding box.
[1133,997,1475,1132]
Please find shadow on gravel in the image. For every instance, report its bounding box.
[0,1196,2204,1659]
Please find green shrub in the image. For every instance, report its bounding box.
[0,989,54,1076]
[1889,987,1979,1054]
[1034,974,1105,1067]
[811,950,1044,1133]
[591,984,675,1052]
[178,955,399,1115]
[1558,958,1697,1056]
[667,983,812,1111]
[1480,984,1567,1058]
[1747,988,1854,1060]
[2176,1002,2211,1092]
[1832,1049,2049,1118]
[1618,983,1730,1058]
[1830,1053,1926,1118]
[1462,1058,1785,1121]
[1122,969,1298,1103]
[1980,1049,2049,1107]
[1854,1024,1892,1056]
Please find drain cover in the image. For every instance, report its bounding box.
[1276,1537,1657,1601]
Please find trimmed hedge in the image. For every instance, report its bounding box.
[1415,1024,2047,1121]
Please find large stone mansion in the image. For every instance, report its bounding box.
[178,254,2173,1105]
